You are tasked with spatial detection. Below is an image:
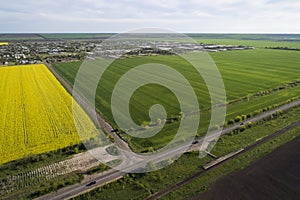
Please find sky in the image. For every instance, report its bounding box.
[1,0,299,33]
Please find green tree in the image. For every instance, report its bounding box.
[74,147,79,154]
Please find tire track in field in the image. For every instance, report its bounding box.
[36,100,300,200]
[45,63,132,152]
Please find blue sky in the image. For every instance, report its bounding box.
[1,0,299,33]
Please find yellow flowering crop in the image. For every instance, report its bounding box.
[0,42,8,45]
[0,64,97,164]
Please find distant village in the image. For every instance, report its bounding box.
[0,41,99,65]
[0,40,254,65]
[93,41,254,59]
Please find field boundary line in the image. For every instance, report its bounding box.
[45,62,132,152]
[146,120,300,200]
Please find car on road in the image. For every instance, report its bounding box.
[86,181,96,187]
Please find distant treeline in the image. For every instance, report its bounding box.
[265,46,300,51]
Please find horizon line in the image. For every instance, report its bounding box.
[1,32,300,35]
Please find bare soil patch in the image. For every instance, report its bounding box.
[198,136,300,200]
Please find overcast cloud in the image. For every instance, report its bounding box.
[0,0,299,33]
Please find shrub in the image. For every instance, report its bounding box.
[234,116,242,122]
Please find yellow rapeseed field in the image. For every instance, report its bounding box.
[0,64,97,164]
[0,42,8,45]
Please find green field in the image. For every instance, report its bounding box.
[165,121,300,199]
[0,34,45,41]
[1,33,300,44]
[52,48,300,152]
[196,39,300,48]
[74,103,300,200]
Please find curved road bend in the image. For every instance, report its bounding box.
[36,98,300,200]
[46,61,300,153]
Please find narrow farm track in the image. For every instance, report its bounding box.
[36,99,300,200]
[45,63,131,152]
[51,52,300,151]
[146,120,300,200]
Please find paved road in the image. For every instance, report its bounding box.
[36,169,125,200]
[36,141,191,200]
[224,99,300,133]
[189,98,300,152]
[43,62,300,200]
[146,120,300,200]
[45,63,131,152]
[36,97,300,200]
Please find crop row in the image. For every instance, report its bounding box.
[0,64,98,164]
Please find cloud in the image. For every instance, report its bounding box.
[0,0,299,33]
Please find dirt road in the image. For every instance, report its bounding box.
[46,63,131,152]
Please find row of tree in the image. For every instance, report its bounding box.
[265,46,300,51]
